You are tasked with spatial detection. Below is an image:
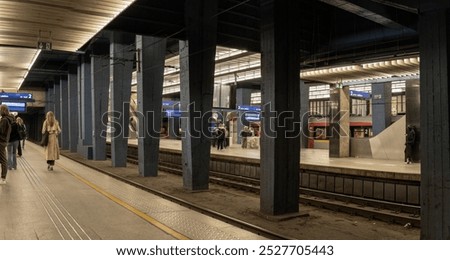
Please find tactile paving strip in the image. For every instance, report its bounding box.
[57,156,262,240]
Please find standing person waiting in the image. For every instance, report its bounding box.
[16,117,26,157]
[6,113,20,170]
[240,126,251,149]
[42,111,61,171]
[405,125,416,164]
[0,105,12,184]
[216,124,226,150]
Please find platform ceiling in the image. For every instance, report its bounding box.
[0,0,419,91]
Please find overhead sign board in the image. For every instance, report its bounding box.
[0,92,33,100]
[162,100,180,108]
[243,111,260,121]
[237,105,261,111]
[350,90,371,99]
[165,109,182,118]
[1,101,26,112]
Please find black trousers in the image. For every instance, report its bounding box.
[217,140,225,150]
[0,145,7,179]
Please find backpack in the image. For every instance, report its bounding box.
[18,124,26,140]
[9,121,21,142]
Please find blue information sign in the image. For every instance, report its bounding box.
[165,109,181,118]
[0,92,33,100]
[350,90,371,99]
[162,100,180,107]
[237,105,261,111]
[1,101,26,112]
[243,111,260,121]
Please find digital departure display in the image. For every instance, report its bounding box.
[165,109,181,118]
[1,101,26,112]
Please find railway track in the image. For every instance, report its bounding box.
[123,154,421,228]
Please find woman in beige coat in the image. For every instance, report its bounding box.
[42,111,61,171]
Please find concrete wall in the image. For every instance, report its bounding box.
[313,140,329,149]
[307,116,406,161]
[369,115,405,160]
[350,138,372,158]
[20,89,46,107]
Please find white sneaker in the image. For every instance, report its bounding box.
[0,178,6,185]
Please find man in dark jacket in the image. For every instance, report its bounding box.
[216,124,226,150]
[0,105,12,184]
[7,113,21,170]
[405,125,416,164]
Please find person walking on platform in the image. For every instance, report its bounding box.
[0,105,12,184]
[42,111,61,171]
[6,113,21,170]
[405,125,416,164]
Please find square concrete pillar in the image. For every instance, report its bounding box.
[329,84,350,158]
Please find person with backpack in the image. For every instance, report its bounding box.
[7,113,21,170]
[0,105,12,184]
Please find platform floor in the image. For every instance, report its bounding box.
[0,142,266,240]
[59,139,420,239]
[129,139,420,175]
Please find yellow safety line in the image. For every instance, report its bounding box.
[58,163,190,240]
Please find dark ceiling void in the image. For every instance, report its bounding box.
[21,50,78,90]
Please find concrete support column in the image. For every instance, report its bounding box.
[68,65,79,153]
[405,79,420,162]
[236,87,252,144]
[45,83,54,114]
[136,35,166,177]
[180,0,218,191]
[53,78,60,124]
[260,0,302,216]
[59,76,69,150]
[51,77,61,146]
[91,43,110,161]
[371,82,392,135]
[78,55,93,159]
[300,81,309,149]
[329,84,350,158]
[419,1,450,239]
[109,32,135,167]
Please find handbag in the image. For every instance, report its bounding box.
[41,131,49,146]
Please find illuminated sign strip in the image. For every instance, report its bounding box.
[1,101,26,112]
[0,92,33,101]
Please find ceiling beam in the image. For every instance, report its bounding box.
[319,0,417,30]
[369,0,418,13]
